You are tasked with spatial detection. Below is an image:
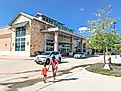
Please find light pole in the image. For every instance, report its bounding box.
[113,21,116,30]
[113,21,117,59]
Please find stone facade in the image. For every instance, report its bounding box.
[30,19,54,55]
[30,20,44,55]
[0,12,87,56]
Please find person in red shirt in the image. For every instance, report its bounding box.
[48,55,58,82]
[42,64,48,83]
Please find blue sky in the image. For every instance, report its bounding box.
[0,0,121,36]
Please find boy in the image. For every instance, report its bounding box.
[41,64,48,83]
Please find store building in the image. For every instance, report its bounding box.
[0,12,86,56]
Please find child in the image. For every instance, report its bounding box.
[41,64,48,83]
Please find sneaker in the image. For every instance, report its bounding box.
[53,78,56,83]
[43,80,46,83]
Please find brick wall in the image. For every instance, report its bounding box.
[0,27,12,51]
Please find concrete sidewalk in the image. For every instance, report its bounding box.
[0,55,121,91]
[0,55,103,91]
[19,67,121,91]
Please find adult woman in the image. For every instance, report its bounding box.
[48,55,58,82]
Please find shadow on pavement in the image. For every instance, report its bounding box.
[59,61,68,64]
[50,77,79,83]
[35,78,79,91]
[0,70,40,75]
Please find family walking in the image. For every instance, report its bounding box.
[41,55,58,83]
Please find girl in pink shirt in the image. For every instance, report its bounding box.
[48,55,58,82]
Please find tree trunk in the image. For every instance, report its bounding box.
[104,50,106,64]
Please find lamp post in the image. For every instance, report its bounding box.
[113,21,117,59]
[113,21,116,30]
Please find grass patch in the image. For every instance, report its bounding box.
[86,63,121,77]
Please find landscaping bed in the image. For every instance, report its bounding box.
[86,63,121,77]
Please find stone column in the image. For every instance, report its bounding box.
[71,36,74,52]
[54,32,58,51]
[81,39,83,53]
[44,38,47,52]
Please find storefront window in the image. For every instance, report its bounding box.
[46,46,54,51]
[45,39,54,51]
[58,44,71,56]
[15,38,25,51]
[15,42,20,51]
[15,26,26,51]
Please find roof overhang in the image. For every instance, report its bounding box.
[40,28,59,33]
[58,28,85,39]
[41,27,85,39]
[11,21,29,28]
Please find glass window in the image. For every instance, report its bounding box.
[16,38,20,42]
[21,42,25,51]
[46,18,48,22]
[15,26,26,51]
[16,30,21,37]
[46,47,53,51]
[15,38,25,51]
[16,26,26,37]
[54,52,59,55]
[43,17,46,21]
[42,52,50,55]
[15,42,20,51]
[21,38,25,41]
[48,20,51,23]
[83,43,86,48]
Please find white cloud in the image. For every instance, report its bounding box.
[80,8,85,11]
[79,27,88,31]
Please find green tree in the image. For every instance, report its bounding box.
[112,35,121,58]
[87,5,119,63]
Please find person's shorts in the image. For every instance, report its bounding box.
[52,68,56,73]
[43,74,47,77]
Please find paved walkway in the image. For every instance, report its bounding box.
[19,67,121,91]
[19,55,121,91]
[0,55,121,91]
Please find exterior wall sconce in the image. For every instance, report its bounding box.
[27,42,29,45]
[9,27,15,32]
[5,44,7,46]
[12,43,14,46]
